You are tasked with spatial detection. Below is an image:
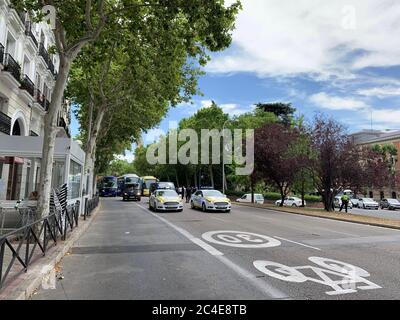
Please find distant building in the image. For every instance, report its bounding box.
[350,129,400,199]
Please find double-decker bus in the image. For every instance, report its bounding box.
[141,176,158,196]
[98,176,118,197]
[117,174,141,196]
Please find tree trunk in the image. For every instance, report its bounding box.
[301,177,305,207]
[194,169,198,189]
[36,59,70,219]
[209,165,214,188]
[175,169,180,187]
[250,178,254,204]
[279,186,285,207]
[85,105,105,198]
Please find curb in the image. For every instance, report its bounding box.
[0,202,102,300]
[233,202,400,231]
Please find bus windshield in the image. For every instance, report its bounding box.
[145,179,157,189]
[102,177,117,188]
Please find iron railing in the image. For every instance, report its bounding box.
[84,195,99,220]
[0,197,98,291]
[0,111,11,135]
[39,43,50,67]
[3,54,21,83]
[20,75,35,97]
[0,43,4,65]
[24,21,38,47]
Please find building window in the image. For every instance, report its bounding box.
[369,191,373,199]
[380,191,384,200]
[393,192,397,199]
[68,160,81,199]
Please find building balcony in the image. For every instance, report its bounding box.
[3,53,21,83]
[0,111,11,135]
[39,43,50,68]
[0,43,4,65]
[24,21,38,47]
[35,89,46,111]
[20,75,35,97]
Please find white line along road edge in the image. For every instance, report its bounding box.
[273,236,322,251]
[136,204,289,300]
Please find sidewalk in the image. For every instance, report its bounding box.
[0,203,101,300]
[233,202,400,230]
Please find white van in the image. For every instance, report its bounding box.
[236,193,264,204]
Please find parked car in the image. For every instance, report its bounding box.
[334,196,353,209]
[149,189,183,212]
[357,198,379,210]
[236,193,264,204]
[275,197,305,207]
[190,189,231,213]
[380,198,400,210]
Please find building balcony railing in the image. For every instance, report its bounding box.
[35,88,46,110]
[39,43,50,67]
[0,43,4,65]
[3,53,21,83]
[48,58,55,75]
[24,21,38,47]
[20,75,35,97]
[44,99,50,111]
[0,111,11,135]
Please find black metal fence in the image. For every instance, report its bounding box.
[0,197,99,291]
[84,195,99,220]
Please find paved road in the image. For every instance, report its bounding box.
[33,198,400,300]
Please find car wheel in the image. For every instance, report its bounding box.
[177,209,183,212]
[226,210,231,213]
[190,201,195,209]
[202,203,207,212]
[138,197,141,202]
[292,204,297,207]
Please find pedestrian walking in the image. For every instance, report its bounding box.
[339,194,350,213]
[186,187,192,203]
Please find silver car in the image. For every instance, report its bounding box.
[358,198,379,210]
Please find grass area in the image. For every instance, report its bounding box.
[233,202,400,229]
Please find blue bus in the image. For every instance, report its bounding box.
[98,176,118,197]
[117,174,141,196]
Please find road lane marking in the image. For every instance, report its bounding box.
[274,236,322,251]
[137,204,223,256]
[254,257,382,296]
[202,231,281,248]
[136,204,289,299]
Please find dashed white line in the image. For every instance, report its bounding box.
[136,203,289,299]
[274,236,322,251]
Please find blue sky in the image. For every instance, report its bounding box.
[71,0,400,163]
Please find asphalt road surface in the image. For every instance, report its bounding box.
[33,197,400,300]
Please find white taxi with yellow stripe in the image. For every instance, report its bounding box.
[149,189,183,212]
[190,189,231,213]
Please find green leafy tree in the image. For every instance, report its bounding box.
[13,0,241,217]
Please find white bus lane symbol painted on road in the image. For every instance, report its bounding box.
[202,231,281,248]
[253,257,382,296]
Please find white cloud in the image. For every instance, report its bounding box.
[143,128,165,143]
[116,152,135,163]
[309,92,368,110]
[200,100,213,109]
[208,0,400,77]
[357,87,400,98]
[220,103,250,116]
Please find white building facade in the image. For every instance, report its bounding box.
[0,0,74,202]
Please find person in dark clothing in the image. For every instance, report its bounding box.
[186,187,192,203]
